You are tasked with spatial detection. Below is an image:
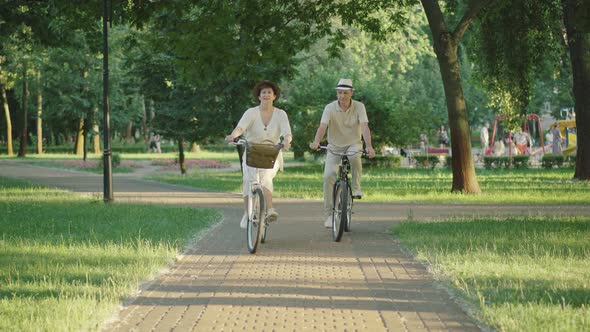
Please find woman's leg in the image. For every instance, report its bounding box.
[264,188,273,209]
[260,161,280,213]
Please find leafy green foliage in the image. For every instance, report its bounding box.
[284,14,463,149]
[468,0,564,116]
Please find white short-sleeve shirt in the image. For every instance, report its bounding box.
[320,100,368,148]
[237,106,292,144]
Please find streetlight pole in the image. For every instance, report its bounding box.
[102,0,113,203]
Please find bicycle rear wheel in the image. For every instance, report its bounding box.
[332,181,347,242]
[247,187,265,253]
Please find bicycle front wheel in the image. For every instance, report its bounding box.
[261,216,268,243]
[332,180,347,242]
[247,187,265,253]
[345,185,353,232]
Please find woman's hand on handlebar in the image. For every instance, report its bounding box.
[225,135,235,143]
[309,142,320,151]
[365,146,376,158]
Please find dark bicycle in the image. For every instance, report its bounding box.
[320,146,364,242]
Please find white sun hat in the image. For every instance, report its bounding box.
[335,78,354,90]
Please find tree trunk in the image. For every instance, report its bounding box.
[125,121,133,143]
[18,63,28,157]
[93,124,101,154]
[294,150,304,160]
[1,85,14,156]
[421,0,483,193]
[83,118,89,161]
[564,0,590,180]
[36,70,43,154]
[178,139,186,175]
[141,95,148,142]
[74,119,84,155]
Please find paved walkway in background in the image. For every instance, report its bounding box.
[2,160,589,331]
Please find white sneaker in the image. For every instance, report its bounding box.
[240,213,248,229]
[353,189,363,199]
[267,208,279,222]
[324,216,332,228]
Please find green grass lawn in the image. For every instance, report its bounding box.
[0,149,296,162]
[0,177,221,332]
[2,154,589,331]
[151,165,590,204]
[392,216,590,332]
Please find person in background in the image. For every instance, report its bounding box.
[155,134,162,153]
[514,128,532,155]
[420,133,429,153]
[225,80,292,229]
[309,78,375,228]
[545,129,554,152]
[149,133,158,153]
[437,125,449,149]
[480,122,490,152]
[551,125,563,156]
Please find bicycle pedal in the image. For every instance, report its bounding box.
[352,195,362,200]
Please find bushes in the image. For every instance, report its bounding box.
[483,155,530,169]
[44,143,150,154]
[413,155,443,168]
[98,153,121,168]
[541,154,575,169]
[363,155,402,168]
[201,144,240,153]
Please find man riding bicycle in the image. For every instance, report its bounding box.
[309,78,376,228]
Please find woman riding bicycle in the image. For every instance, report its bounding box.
[309,79,375,228]
[225,80,292,229]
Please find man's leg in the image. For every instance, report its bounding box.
[323,150,340,223]
[348,144,363,197]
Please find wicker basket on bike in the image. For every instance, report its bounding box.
[245,142,282,169]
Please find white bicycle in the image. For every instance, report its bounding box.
[231,139,283,253]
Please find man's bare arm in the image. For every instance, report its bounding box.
[309,123,328,150]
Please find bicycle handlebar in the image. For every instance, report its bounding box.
[318,146,366,157]
[230,138,284,149]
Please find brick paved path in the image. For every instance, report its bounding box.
[2,160,589,331]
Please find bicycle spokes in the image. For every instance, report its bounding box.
[247,187,265,254]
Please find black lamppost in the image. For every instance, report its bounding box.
[102,0,113,202]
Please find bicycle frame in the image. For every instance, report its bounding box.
[320,146,363,241]
[231,139,275,253]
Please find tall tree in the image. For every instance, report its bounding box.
[1,83,14,156]
[563,0,590,180]
[17,62,29,157]
[420,0,494,193]
[35,69,43,154]
[469,0,589,180]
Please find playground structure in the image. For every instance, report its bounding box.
[551,119,577,155]
[488,114,545,158]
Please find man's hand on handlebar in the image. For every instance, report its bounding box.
[309,142,320,151]
[365,146,376,158]
[225,135,235,143]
